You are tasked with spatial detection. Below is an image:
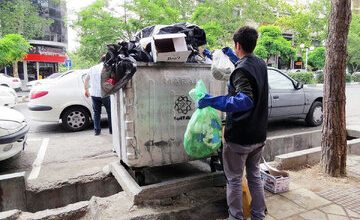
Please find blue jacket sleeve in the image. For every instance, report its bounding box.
[198,92,254,112]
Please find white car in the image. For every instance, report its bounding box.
[0,73,22,91]
[26,72,67,90]
[0,85,17,107]
[28,69,95,132]
[0,106,29,161]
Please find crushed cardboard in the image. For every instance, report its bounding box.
[151,33,191,63]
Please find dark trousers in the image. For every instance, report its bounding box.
[223,141,266,220]
[91,96,112,134]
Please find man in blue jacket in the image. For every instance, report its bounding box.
[198,26,268,220]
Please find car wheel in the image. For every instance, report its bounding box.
[305,101,323,127]
[61,107,90,132]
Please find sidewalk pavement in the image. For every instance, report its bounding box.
[264,155,360,220]
[264,184,360,220]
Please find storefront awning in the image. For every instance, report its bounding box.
[24,54,66,63]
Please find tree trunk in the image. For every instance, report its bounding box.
[12,62,19,78]
[321,0,351,177]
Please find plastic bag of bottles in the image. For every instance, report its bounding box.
[183,80,222,158]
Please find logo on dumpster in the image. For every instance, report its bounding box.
[174,96,192,115]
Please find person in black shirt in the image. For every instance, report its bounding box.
[198,26,268,220]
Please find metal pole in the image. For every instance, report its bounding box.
[305,48,309,70]
[23,61,28,84]
[36,62,40,80]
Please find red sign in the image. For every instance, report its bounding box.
[24,54,66,63]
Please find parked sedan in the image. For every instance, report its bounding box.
[0,73,22,91]
[268,67,323,126]
[0,106,29,161]
[0,85,17,107]
[28,69,94,132]
[26,72,68,90]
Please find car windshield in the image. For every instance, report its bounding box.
[46,72,63,79]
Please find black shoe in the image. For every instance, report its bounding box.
[95,131,101,136]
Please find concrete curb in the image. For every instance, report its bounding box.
[275,138,360,170]
[264,130,322,161]
[20,201,89,220]
[275,147,321,170]
[0,172,26,212]
[110,162,226,205]
[347,127,360,138]
[0,209,21,220]
[348,138,360,155]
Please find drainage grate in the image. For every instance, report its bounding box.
[318,187,360,214]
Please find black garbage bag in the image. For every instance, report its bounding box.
[101,56,137,97]
[102,41,142,97]
[134,25,156,41]
[129,44,153,62]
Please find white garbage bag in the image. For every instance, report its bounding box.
[211,49,235,81]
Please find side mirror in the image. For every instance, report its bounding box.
[296,81,304,90]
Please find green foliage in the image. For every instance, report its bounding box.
[255,25,296,63]
[345,74,352,83]
[308,47,325,70]
[191,0,280,48]
[125,0,184,32]
[288,72,315,84]
[67,52,96,70]
[352,72,360,82]
[0,0,52,39]
[348,15,360,73]
[0,34,31,68]
[275,0,330,45]
[315,72,324,84]
[74,0,125,65]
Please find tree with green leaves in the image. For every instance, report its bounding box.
[0,0,52,39]
[254,25,296,66]
[0,34,31,73]
[74,0,125,67]
[191,0,280,48]
[124,0,187,34]
[308,47,325,70]
[347,14,360,73]
[275,0,330,45]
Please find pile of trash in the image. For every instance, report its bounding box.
[101,22,238,96]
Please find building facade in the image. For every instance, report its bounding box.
[20,0,68,84]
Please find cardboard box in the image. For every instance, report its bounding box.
[260,169,290,193]
[151,33,191,62]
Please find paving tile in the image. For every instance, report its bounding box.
[347,209,360,218]
[281,188,331,210]
[264,214,276,220]
[328,214,350,220]
[319,187,360,214]
[299,209,327,220]
[265,195,305,219]
[285,216,304,220]
[320,204,347,216]
[265,190,276,198]
[351,218,360,220]
[289,182,302,191]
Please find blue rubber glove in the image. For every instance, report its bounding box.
[198,93,254,112]
[222,47,239,64]
[203,48,213,60]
